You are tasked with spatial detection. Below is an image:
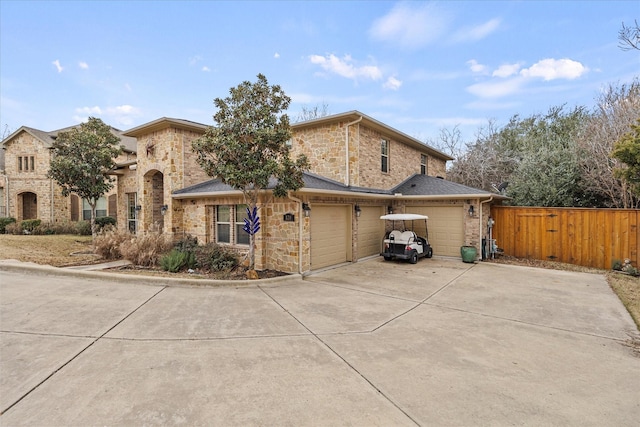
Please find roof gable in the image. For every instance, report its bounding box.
[292,110,454,161]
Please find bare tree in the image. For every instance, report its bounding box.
[295,102,329,122]
[619,20,640,51]
[575,80,640,208]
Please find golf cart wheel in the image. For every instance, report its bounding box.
[383,255,392,261]
[409,251,418,264]
[426,247,433,258]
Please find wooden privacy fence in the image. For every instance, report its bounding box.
[491,206,639,270]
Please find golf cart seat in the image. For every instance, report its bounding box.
[399,231,416,243]
[389,230,404,242]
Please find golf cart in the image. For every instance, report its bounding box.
[380,213,433,263]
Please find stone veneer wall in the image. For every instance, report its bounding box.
[134,126,208,236]
[291,121,448,190]
[179,195,309,274]
[358,125,447,188]
[291,123,348,184]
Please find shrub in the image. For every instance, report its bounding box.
[75,221,92,236]
[21,219,41,233]
[5,221,22,235]
[0,217,16,234]
[95,216,117,230]
[94,227,131,260]
[174,234,199,253]
[120,231,173,267]
[31,222,55,235]
[195,243,239,272]
[160,249,196,273]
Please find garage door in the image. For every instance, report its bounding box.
[357,206,384,259]
[406,206,464,257]
[311,205,350,269]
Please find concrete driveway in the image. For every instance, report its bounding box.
[0,258,638,426]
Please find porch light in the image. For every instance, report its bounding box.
[135,205,142,211]
[302,203,311,217]
[355,204,361,217]
[468,205,475,217]
[387,206,393,215]
[161,205,168,215]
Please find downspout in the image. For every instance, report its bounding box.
[345,115,363,186]
[480,196,494,260]
[4,174,9,217]
[288,191,305,275]
[50,178,54,222]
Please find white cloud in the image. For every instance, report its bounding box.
[202,66,211,72]
[274,52,280,59]
[493,63,522,78]
[383,76,403,90]
[452,18,501,43]
[78,61,89,70]
[52,59,63,73]
[369,2,451,49]
[520,58,588,81]
[105,105,141,126]
[467,59,487,74]
[188,55,203,66]
[75,106,102,115]
[309,54,383,81]
[467,77,526,98]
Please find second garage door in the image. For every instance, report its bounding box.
[406,206,464,257]
[357,206,385,259]
[311,205,350,269]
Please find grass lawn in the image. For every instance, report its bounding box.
[0,234,97,267]
[1,235,638,330]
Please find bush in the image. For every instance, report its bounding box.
[94,227,132,260]
[174,234,199,253]
[0,217,16,234]
[195,243,239,272]
[21,219,41,233]
[95,216,117,230]
[160,249,196,273]
[75,221,92,236]
[120,231,173,267]
[5,221,22,235]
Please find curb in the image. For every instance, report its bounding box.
[0,260,303,288]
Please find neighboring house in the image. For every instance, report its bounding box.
[2,111,504,273]
[0,125,136,224]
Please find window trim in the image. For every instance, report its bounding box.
[215,204,250,246]
[421,154,427,175]
[381,139,389,173]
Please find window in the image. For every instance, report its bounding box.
[17,156,34,172]
[381,139,389,173]
[421,154,427,175]
[216,204,250,245]
[82,197,107,220]
[127,193,138,233]
[235,204,250,245]
[216,206,231,243]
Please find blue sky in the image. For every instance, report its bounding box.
[1,1,638,143]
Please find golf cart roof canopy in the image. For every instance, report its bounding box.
[380,213,428,221]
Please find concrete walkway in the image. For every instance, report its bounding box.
[0,258,638,425]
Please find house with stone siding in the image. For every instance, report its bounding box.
[0,125,136,225]
[1,111,503,272]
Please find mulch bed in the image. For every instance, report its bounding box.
[106,264,289,280]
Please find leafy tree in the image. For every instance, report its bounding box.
[612,119,640,199]
[507,106,588,206]
[192,74,309,271]
[47,117,122,239]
